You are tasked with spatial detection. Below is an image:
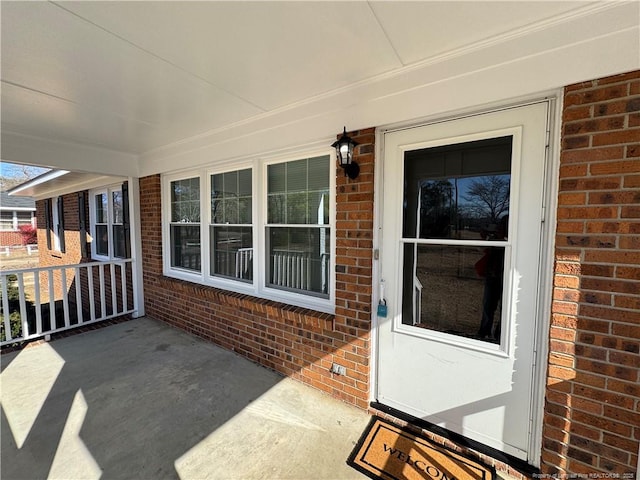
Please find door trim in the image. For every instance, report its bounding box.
[371,96,560,467]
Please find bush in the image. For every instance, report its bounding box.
[18,225,37,245]
[0,274,24,342]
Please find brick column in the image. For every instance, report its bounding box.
[333,127,376,408]
[542,70,639,475]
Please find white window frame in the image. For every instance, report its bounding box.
[52,196,62,252]
[0,209,35,231]
[161,150,336,314]
[89,184,125,261]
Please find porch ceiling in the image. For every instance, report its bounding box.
[1,1,639,178]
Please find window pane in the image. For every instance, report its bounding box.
[171,178,200,223]
[95,225,109,256]
[16,212,33,227]
[238,169,252,196]
[95,193,107,223]
[268,194,286,224]
[210,226,253,282]
[211,169,252,225]
[266,227,330,297]
[223,171,238,195]
[170,225,201,272]
[113,225,127,258]
[402,244,505,344]
[112,191,123,224]
[308,155,330,190]
[286,159,307,192]
[268,163,286,193]
[287,192,308,224]
[404,136,512,240]
[0,212,13,231]
[309,191,329,225]
[267,156,330,226]
[223,198,238,224]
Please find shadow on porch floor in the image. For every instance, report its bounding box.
[0,316,370,479]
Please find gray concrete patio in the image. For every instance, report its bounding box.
[0,317,370,480]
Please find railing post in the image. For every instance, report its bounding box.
[48,270,56,330]
[87,265,96,321]
[2,276,12,341]
[75,266,83,324]
[99,265,106,319]
[34,271,42,334]
[17,273,28,338]
[61,268,70,328]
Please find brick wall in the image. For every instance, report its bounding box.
[140,129,374,409]
[36,194,84,302]
[0,231,25,246]
[542,70,639,475]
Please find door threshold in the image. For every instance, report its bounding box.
[370,402,541,479]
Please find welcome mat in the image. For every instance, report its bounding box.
[348,417,496,480]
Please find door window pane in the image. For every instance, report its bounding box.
[402,244,505,343]
[404,136,512,240]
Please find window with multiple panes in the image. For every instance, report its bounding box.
[210,169,253,282]
[169,177,201,272]
[266,157,330,297]
[0,210,34,231]
[162,153,334,312]
[90,185,129,260]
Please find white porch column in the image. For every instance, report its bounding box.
[127,176,145,318]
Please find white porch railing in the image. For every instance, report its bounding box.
[0,259,135,346]
[271,249,311,290]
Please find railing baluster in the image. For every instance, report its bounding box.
[121,263,128,313]
[61,268,70,328]
[18,273,28,338]
[48,269,56,330]
[34,271,42,335]
[99,265,106,319]
[2,276,12,341]
[75,267,83,324]
[110,263,117,316]
[88,265,96,321]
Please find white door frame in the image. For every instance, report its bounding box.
[370,96,561,466]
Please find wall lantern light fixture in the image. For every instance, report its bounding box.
[332,127,360,179]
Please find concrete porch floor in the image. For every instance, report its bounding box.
[1,317,370,479]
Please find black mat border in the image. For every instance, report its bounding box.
[347,415,497,480]
[371,402,541,477]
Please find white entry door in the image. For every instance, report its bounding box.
[377,102,549,461]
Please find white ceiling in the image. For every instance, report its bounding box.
[2,1,639,181]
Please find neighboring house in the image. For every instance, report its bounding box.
[0,192,36,247]
[2,3,639,478]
